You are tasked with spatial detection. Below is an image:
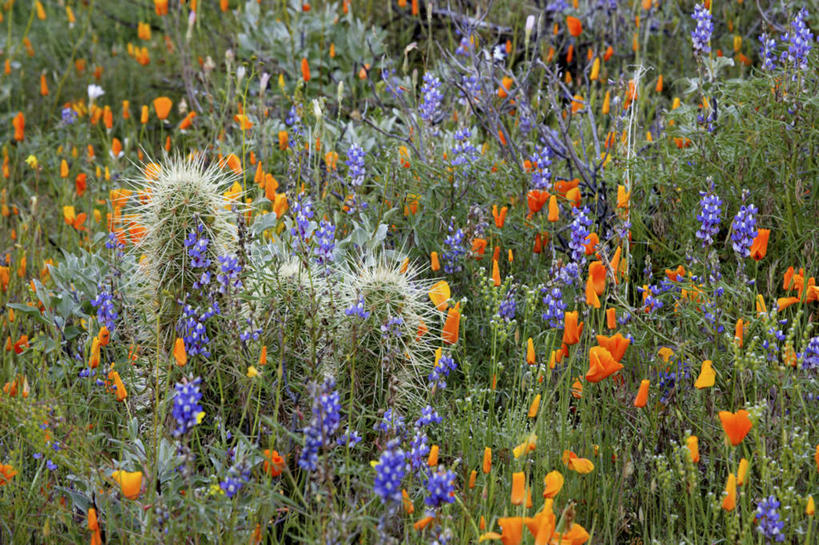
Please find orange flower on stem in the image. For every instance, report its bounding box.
[750,229,770,260]
[686,435,700,463]
[442,303,461,344]
[111,470,143,500]
[719,410,752,446]
[585,346,623,383]
[153,97,173,120]
[633,379,650,408]
[562,311,583,345]
[263,449,285,477]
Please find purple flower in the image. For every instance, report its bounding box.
[345,295,371,319]
[529,146,552,190]
[691,4,713,54]
[415,405,442,428]
[217,255,242,294]
[541,286,566,328]
[781,9,814,72]
[337,429,362,447]
[313,220,336,266]
[425,467,456,508]
[408,431,430,471]
[730,204,758,258]
[290,193,315,244]
[299,379,341,471]
[695,188,723,247]
[568,206,593,263]
[184,223,211,269]
[801,336,819,370]
[428,353,457,390]
[91,286,118,331]
[442,220,467,274]
[420,73,444,126]
[376,409,405,435]
[498,289,517,323]
[172,377,203,437]
[345,143,366,187]
[759,33,777,71]
[373,439,406,504]
[755,496,785,542]
[380,316,404,339]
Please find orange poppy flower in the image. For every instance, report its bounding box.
[263,449,285,477]
[428,280,451,311]
[633,379,650,408]
[472,238,487,257]
[562,450,594,473]
[442,303,461,344]
[482,447,492,474]
[301,58,311,81]
[719,409,752,446]
[272,193,288,218]
[527,189,549,214]
[427,445,439,466]
[173,337,186,366]
[665,265,685,282]
[686,435,700,463]
[492,205,508,228]
[402,489,415,513]
[734,318,745,347]
[12,112,24,141]
[588,261,606,296]
[721,473,737,511]
[777,296,800,311]
[566,16,582,37]
[528,394,540,417]
[585,346,623,383]
[481,516,524,545]
[737,458,750,486]
[492,259,501,287]
[547,194,559,222]
[259,345,267,366]
[89,337,101,369]
[0,464,18,485]
[278,130,289,150]
[606,307,616,329]
[562,311,583,345]
[526,337,536,365]
[109,371,128,401]
[542,470,564,498]
[111,470,143,499]
[595,333,630,362]
[98,326,110,346]
[153,97,173,120]
[749,229,770,260]
[510,472,526,505]
[584,232,599,256]
[430,251,440,271]
[694,360,715,389]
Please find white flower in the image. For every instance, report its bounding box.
[88,84,105,102]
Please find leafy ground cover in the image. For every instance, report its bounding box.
[0,1,817,544]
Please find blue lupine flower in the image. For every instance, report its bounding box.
[290,193,315,244]
[239,318,261,342]
[346,143,366,187]
[568,206,593,263]
[105,232,124,250]
[801,336,819,370]
[759,33,777,71]
[373,439,406,504]
[345,295,371,319]
[220,466,250,498]
[376,408,405,435]
[541,287,566,328]
[46,459,57,471]
[382,68,404,98]
[428,353,457,390]
[415,405,442,428]
[730,204,758,258]
[455,34,473,56]
[172,377,204,437]
[755,496,785,542]
[313,220,336,266]
[425,467,456,508]
[184,224,211,269]
[691,4,713,54]
[61,107,78,125]
[658,360,690,404]
[337,429,362,448]
[442,220,467,274]
[177,302,220,358]
[420,73,444,126]
[380,316,404,340]
[91,287,118,331]
[450,127,479,169]
[498,289,517,323]
[299,379,341,471]
[285,106,300,127]
[458,73,482,105]
[529,146,552,190]
[781,9,814,71]
[217,255,242,294]
[695,188,723,247]
[409,431,430,471]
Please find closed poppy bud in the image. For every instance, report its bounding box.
[528,394,541,417]
[547,194,560,222]
[633,379,650,408]
[442,304,461,344]
[173,337,187,366]
[87,507,99,531]
[602,91,611,115]
[749,229,770,260]
[153,97,172,120]
[542,470,564,499]
[492,259,501,287]
[13,112,25,141]
[141,105,149,124]
[686,435,700,463]
[606,307,616,329]
[468,469,477,489]
[655,74,663,93]
[259,345,267,365]
[734,318,744,347]
[427,445,439,466]
[511,472,526,505]
[719,410,753,446]
[736,458,749,486]
[721,473,737,511]
[807,496,815,517]
[301,58,311,81]
[590,57,600,81]
[278,130,289,150]
[402,489,415,513]
[526,337,535,365]
[562,311,583,345]
[89,337,101,369]
[430,251,440,271]
[482,447,492,474]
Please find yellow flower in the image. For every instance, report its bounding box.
[247,366,259,378]
[25,155,38,169]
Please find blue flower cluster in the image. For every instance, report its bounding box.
[695,189,723,247]
[568,206,593,263]
[541,286,566,328]
[755,496,785,542]
[345,295,371,320]
[759,34,778,71]
[529,146,552,190]
[184,223,211,269]
[450,127,479,169]
[691,4,713,54]
[428,353,457,390]
[420,73,444,126]
[658,360,690,404]
[345,143,366,187]
[380,316,404,340]
[91,286,118,331]
[376,408,406,436]
[291,193,315,245]
[373,439,407,504]
[415,405,442,428]
[177,302,220,358]
[801,336,819,371]
[781,9,814,72]
[299,379,341,471]
[408,431,430,471]
[498,289,517,323]
[730,204,758,258]
[220,466,250,498]
[442,220,467,274]
[172,377,204,437]
[336,429,362,448]
[216,255,242,294]
[425,467,456,508]
[313,220,336,266]
[381,68,404,99]
[61,106,78,125]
